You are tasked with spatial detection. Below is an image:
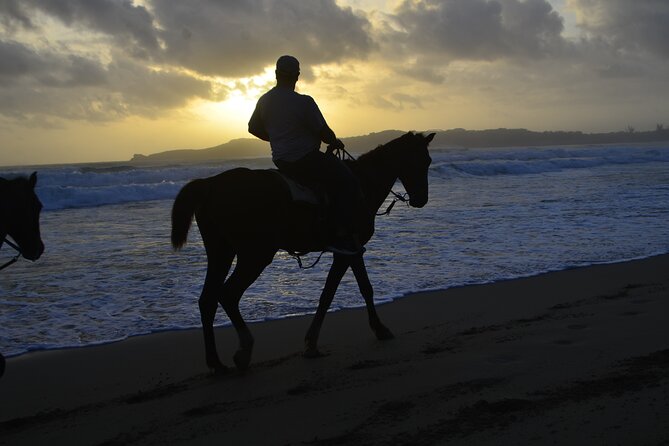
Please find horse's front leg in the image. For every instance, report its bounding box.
[350,254,393,341]
[304,254,350,357]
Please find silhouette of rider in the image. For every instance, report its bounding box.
[248,55,361,255]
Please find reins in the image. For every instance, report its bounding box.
[328,144,410,217]
[376,190,410,216]
[0,238,22,271]
[290,144,411,269]
[287,250,326,269]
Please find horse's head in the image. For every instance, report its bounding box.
[397,132,435,208]
[2,172,45,261]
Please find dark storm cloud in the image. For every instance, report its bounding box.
[390,0,565,60]
[106,59,215,111]
[0,40,106,86]
[0,40,40,79]
[151,0,375,77]
[3,0,668,126]
[0,39,212,121]
[570,0,669,58]
[0,63,213,122]
[3,0,375,77]
[2,0,160,57]
[0,0,34,30]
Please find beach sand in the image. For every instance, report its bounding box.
[1,255,668,445]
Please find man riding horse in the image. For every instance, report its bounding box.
[248,55,362,256]
[172,54,434,372]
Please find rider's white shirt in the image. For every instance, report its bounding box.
[249,86,326,162]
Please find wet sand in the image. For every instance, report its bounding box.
[1,254,668,445]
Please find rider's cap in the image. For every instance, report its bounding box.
[276,55,300,76]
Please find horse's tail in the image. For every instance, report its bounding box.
[171,178,208,250]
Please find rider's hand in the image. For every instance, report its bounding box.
[326,139,344,154]
[332,139,345,150]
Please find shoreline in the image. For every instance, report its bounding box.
[4,251,668,360]
[1,254,668,444]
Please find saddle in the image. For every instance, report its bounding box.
[268,169,323,206]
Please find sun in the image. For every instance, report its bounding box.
[217,91,258,120]
[193,69,276,137]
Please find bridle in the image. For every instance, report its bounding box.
[0,237,22,271]
[327,144,411,216]
[288,144,416,269]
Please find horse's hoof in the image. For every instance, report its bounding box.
[209,363,229,377]
[233,349,252,372]
[207,356,228,373]
[374,326,394,341]
[303,347,325,359]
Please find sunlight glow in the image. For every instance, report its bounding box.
[193,68,276,137]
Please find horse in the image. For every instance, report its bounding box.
[171,132,435,373]
[0,171,44,377]
[0,172,44,264]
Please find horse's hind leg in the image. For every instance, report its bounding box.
[219,249,275,371]
[350,254,393,340]
[200,248,236,374]
[304,254,350,357]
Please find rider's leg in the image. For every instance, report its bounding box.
[276,151,362,254]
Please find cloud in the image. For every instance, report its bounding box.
[568,0,669,58]
[0,39,107,87]
[2,0,160,58]
[389,0,566,61]
[106,59,215,113]
[402,59,446,84]
[152,0,375,77]
[0,0,34,30]
[5,0,376,77]
[2,0,667,130]
[0,39,212,122]
[0,0,376,126]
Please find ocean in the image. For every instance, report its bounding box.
[1,142,668,357]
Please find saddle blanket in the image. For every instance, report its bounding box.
[268,169,321,206]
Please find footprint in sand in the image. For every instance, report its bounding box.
[487,353,521,364]
[567,324,588,330]
[620,310,642,316]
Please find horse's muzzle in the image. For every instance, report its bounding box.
[22,241,45,261]
[409,194,428,208]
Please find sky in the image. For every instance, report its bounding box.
[1,0,668,166]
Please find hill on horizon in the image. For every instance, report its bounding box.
[129,127,669,165]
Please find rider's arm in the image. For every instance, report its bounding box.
[248,107,270,141]
[320,124,344,150]
[305,96,343,151]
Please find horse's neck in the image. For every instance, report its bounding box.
[353,146,402,214]
[0,180,10,237]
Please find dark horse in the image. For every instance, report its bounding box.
[0,172,44,262]
[172,132,435,373]
[0,172,45,377]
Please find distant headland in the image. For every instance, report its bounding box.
[130,127,669,165]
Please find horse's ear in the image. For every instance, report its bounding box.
[426,133,436,143]
[29,172,37,188]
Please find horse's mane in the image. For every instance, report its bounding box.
[356,132,422,166]
[0,176,34,197]
[0,176,26,188]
